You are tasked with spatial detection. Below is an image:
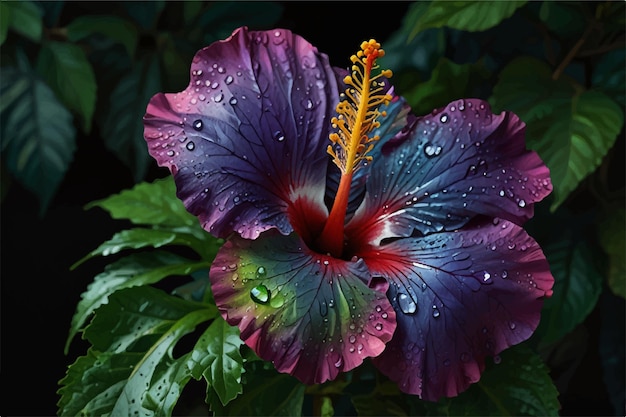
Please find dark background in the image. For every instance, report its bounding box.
[1,2,620,416]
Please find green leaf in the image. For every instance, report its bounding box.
[59,286,214,416]
[597,206,626,298]
[58,349,143,416]
[65,251,210,353]
[401,57,485,115]
[535,236,604,345]
[66,15,138,58]
[592,49,625,108]
[490,57,624,210]
[352,382,409,416]
[197,1,284,43]
[101,54,161,181]
[122,1,166,30]
[86,177,196,228]
[409,345,560,416]
[210,365,305,416]
[36,41,97,132]
[539,1,587,38]
[71,227,211,269]
[5,0,42,42]
[188,317,245,406]
[0,2,10,46]
[0,68,76,214]
[407,0,526,39]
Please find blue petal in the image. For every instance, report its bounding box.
[144,27,340,239]
[363,218,553,400]
[346,99,552,245]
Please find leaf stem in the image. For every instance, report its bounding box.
[552,22,596,80]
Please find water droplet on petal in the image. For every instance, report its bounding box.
[225,75,233,85]
[432,306,440,318]
[166,150,175,157]
[423,143,442,158]
[334,356,343,368]
[186,141,195,151]
[397,293,417,314]
[502,270,508,279]
[375,323,383,331]
[214,93,224,103]
[193,119,203,131]
[439,113,449,123]
[256,266,266,277]
[518,199,526,208]
[229,97,238,105]
[250,285,270,304]
[508,321,516,330]
[273,130,285,142]
[483,271,492,282]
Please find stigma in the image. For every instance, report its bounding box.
[316,39,392,258]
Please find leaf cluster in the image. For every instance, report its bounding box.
[53,1,625,416]
[0,0,283,214]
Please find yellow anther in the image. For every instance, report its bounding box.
[327,39,392,174]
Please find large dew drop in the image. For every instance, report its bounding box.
[250,284,270,304]
[397,293,417,314]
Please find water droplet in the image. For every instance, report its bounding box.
[508,321,516,330]
[269,291,285,308]
[439,113,449,123]
[166,150,175,157]
[381,312,388,319]
[518,199,526,208]
[229,97,238,105]
[250,285,270,304]
[423,143,442,157]
[375,323,383,331]
[225,75,233,85]
[273,130,285,142]
[499,190,505,197]
[432,305,440,318]
[397,293,417,314]
[349,335,356,344]
[483,271,491,282]
[193,119,203,131]
[217,66,225,74]
[186,141,195,151]
[502,270,508,279]
[334,356,343,368]
[302,98,314,110]
[214,93,224,103]
[319,301,329,316]
[256,266,266,277]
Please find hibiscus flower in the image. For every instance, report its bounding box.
[143,27,554,401]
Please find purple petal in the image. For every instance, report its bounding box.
[210,231,396,384]
[346,99,552,245]
[144,27,340,239]
[363,219,553,401]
